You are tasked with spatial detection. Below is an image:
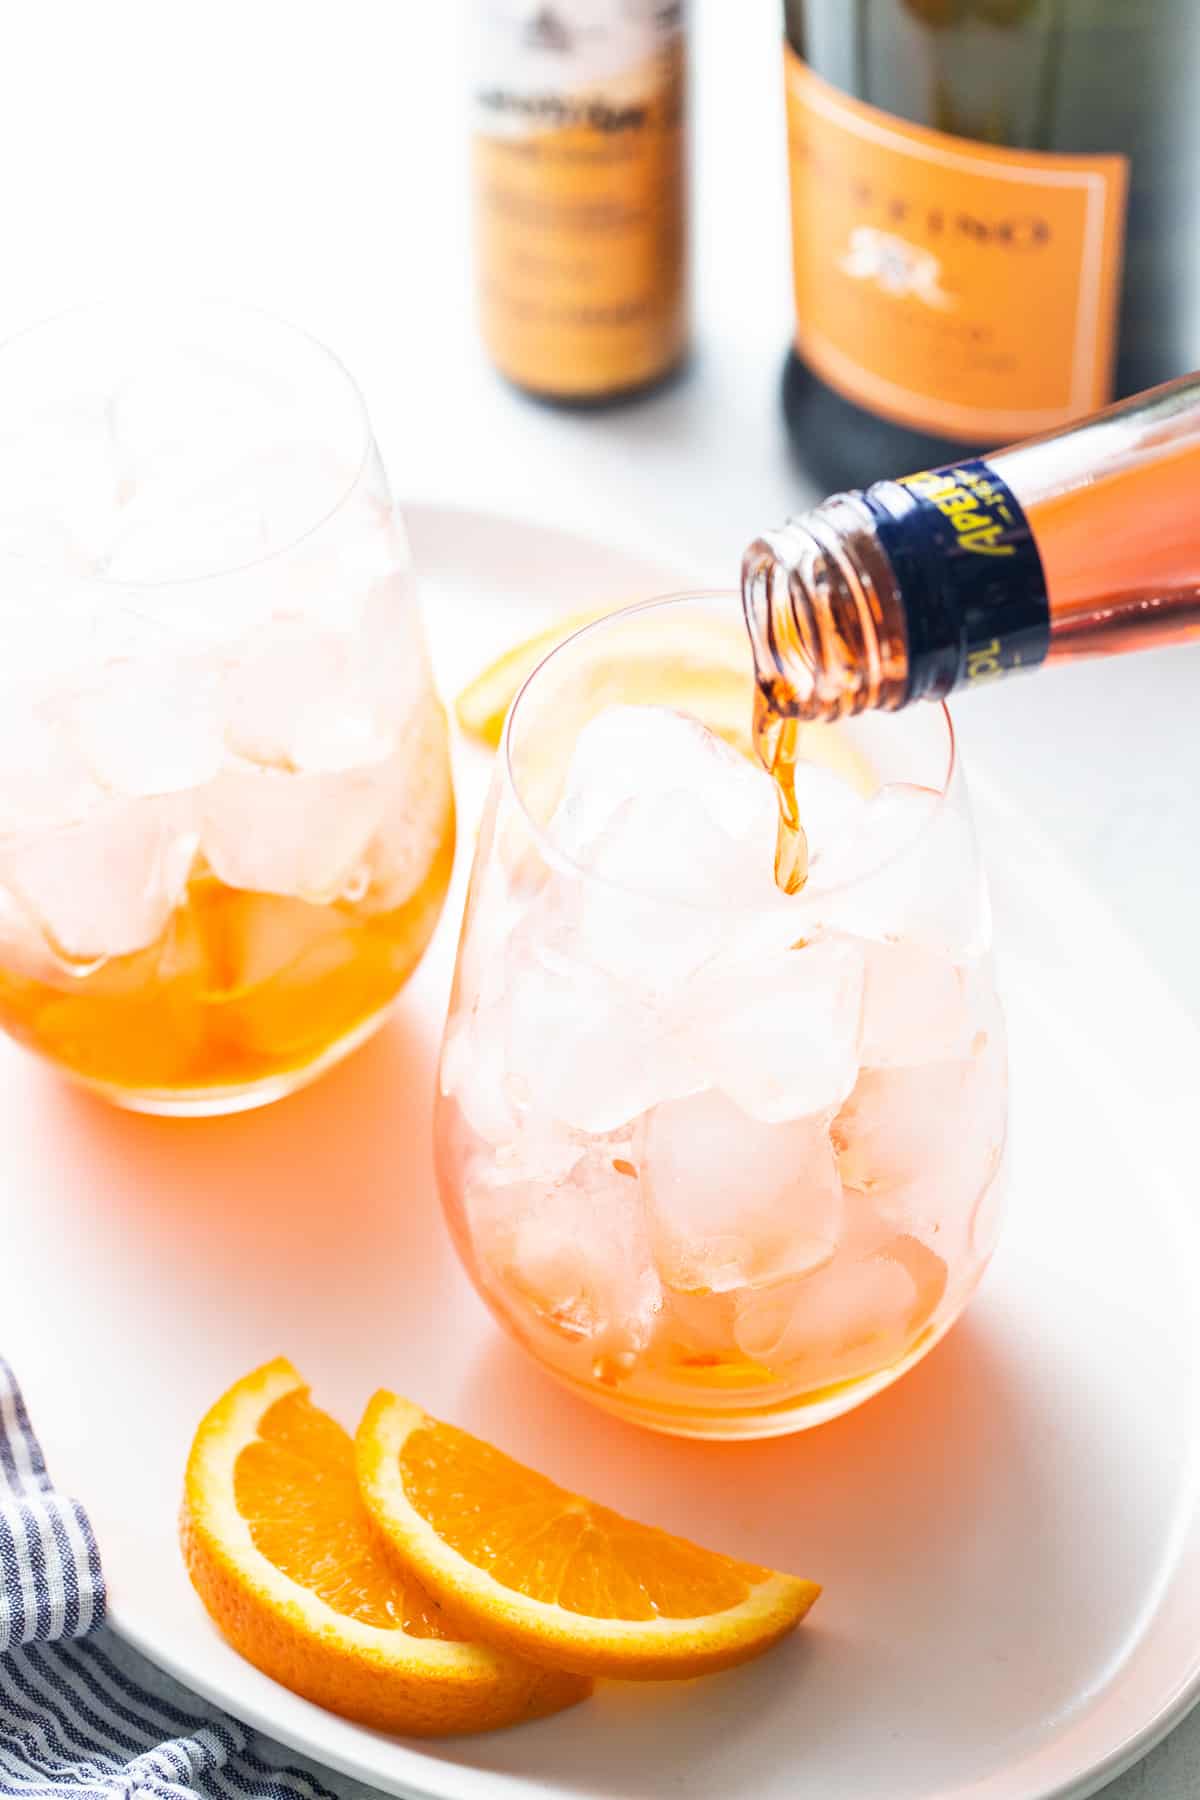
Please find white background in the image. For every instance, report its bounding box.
[2,2,1198,1794]
[3,1,1197,1015]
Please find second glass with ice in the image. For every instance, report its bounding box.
[0,304,454,1113]
[438,595,1007,1437]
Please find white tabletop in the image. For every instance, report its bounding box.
[4,2,1199,1794]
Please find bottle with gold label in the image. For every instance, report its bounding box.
[780,0,1200,488]
[471,0,689,406]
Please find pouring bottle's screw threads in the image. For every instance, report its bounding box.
[741,494,911,724]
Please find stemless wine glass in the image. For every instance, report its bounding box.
[0,303,454,1113]
[436,593,1007,1439]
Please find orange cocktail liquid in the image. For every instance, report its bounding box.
[0,818,454,1098]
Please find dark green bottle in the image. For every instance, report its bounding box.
[782,0,1200,490]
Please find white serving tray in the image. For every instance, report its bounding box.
[6,507,1200,1800]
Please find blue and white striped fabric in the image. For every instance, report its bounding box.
[0,1361,104,1653]
[0,1358,351,1800]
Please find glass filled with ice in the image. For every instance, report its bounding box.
[0,304,454,1113]
[436,595,1006,1437]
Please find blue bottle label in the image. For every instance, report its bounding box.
[866,459,1051,702]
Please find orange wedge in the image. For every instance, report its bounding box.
[181,1359,590,1734]
[454,608,880,803]
[455,608,611,748]
[356,1391,820,1681]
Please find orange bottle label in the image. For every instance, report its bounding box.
[783,48,1128,443]
[472,6,687,399]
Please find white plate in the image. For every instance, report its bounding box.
[5,507,1200,1800]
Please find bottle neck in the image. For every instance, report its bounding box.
[746,374,1200,724]
[741,492,910,724]
[743,459,1053,720]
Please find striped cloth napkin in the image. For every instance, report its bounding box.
[0,1357,354,1800]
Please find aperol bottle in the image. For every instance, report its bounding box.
[745,371,1200,727]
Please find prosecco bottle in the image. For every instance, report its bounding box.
[781,0,1200,489]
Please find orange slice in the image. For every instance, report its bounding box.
[454,608,879,800]
[181,1359,590,1734]
[456,605,760,764]
[356,1391,820,1681]
[455,608,612,748]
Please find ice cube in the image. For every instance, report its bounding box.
[567,792,740,990]
[789,760,869,865]
[445,959,644,1188]
[356,568,434,727]
[0,510,97,575]
[811,783,986,956]
[0,881,56,981]
[488,1117,604,1192]
[104,440,361,585]
[105,474,270,584]
[222,620,391,775]
[502,920,703,1134]
[367,694,454,910]
[835,1061,966,1195]
[692,932,865,1123]
[549,708,782,991]
[0,406,124,570]
[0,708,103,837]
[220,496,410,649]
[440,1009,520,1150]
[467,1147,662,1356]
[810,782,941,890]
[438,858,539,1154]
[108,341,296,474]
[733,1229,947,1386]
[453,845,525,1025]
[0,794,195,962]
[857,936,972,1068]
[70,656,225,797]
[207,889,351,991]
[207,902,364,1062]
[583,787,745,903]
[642,1089,841,1293]
[658,1288,741,1361]
[833,1011,1006,1243]
[231,443,357,550]
[200,761,389,902]
[552,705,777,869]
